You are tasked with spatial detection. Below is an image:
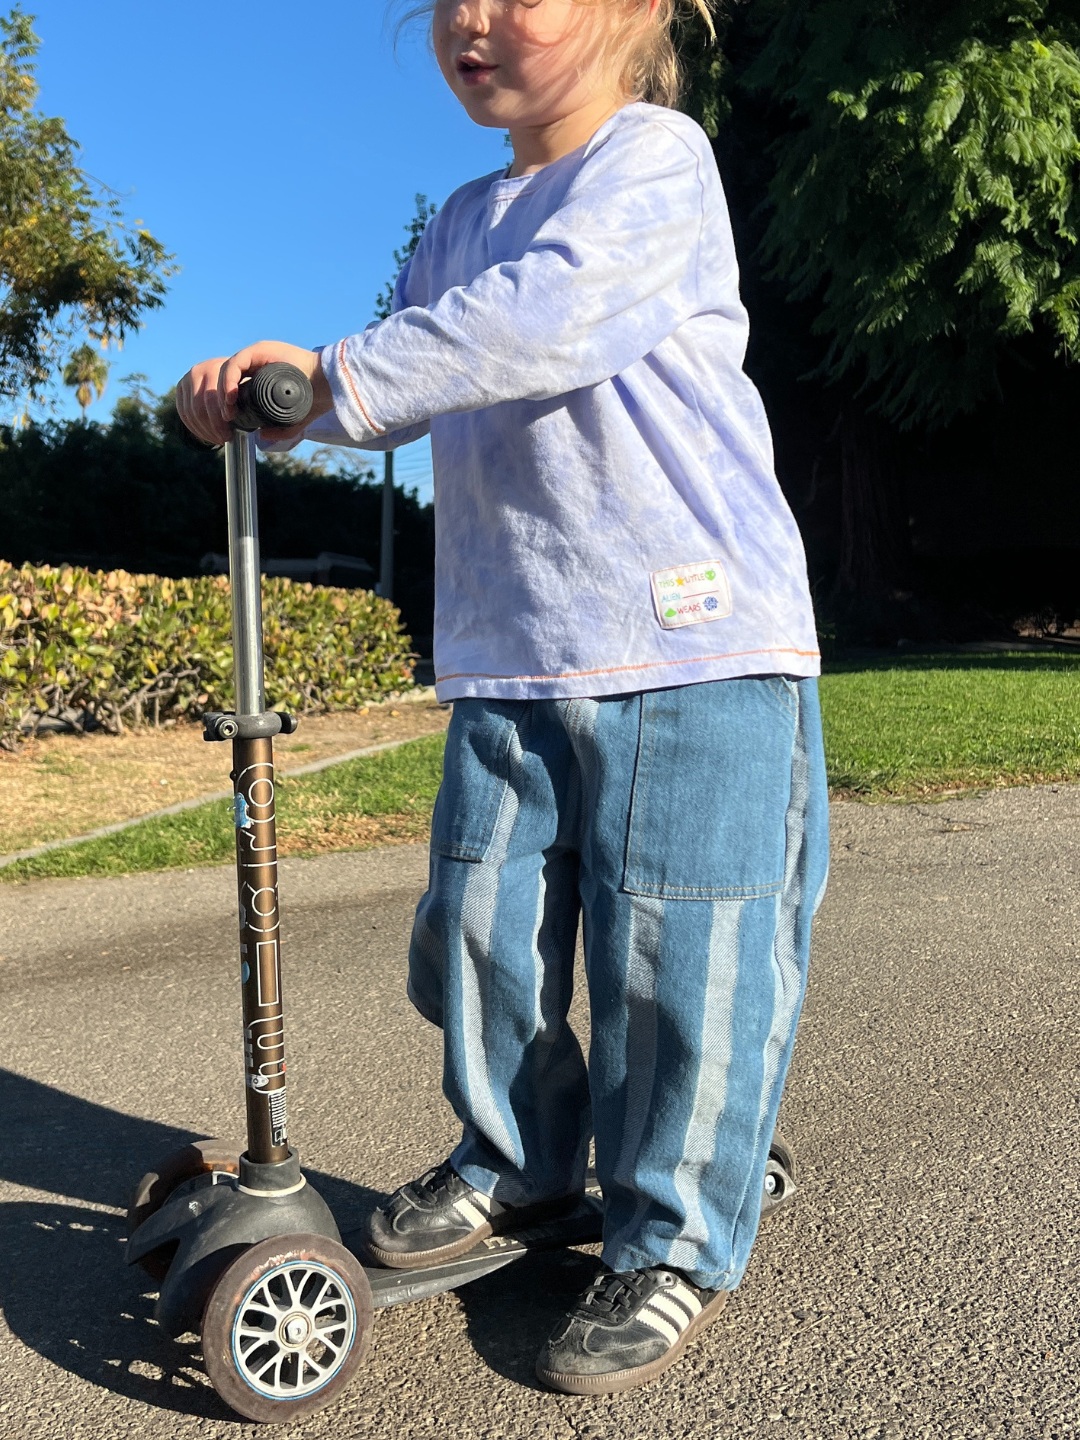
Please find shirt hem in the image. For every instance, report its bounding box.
[433,646,821,702]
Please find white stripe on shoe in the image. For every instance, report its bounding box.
[636,1305,682,1347]
[672,1281,703,1316]
[452,1197,491,1230]
[649,1287,701,1328]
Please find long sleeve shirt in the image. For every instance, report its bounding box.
[290,102,820,701]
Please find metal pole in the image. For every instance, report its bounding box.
[234,735,288,1164]
[380,449,394,602]
[225,430,288,1166]
[225,432,265,715]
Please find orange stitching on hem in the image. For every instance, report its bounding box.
[337,339,384,436]
[436,647,821,686]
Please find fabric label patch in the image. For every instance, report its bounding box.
[651,560,732,629]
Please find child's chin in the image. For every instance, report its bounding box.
[458,92,515,128]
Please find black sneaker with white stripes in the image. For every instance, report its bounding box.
[366,1158,581,1270]
[536,1266,729,1394]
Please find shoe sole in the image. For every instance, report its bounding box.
[367,1193,583,1271]
[535,1288,730,1396]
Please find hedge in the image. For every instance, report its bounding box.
[0,560,415,749]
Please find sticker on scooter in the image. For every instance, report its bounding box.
[256,940,279,1007]
[246,1015,285,1088]
[269,1086,288,1147]
[233,793,253,830]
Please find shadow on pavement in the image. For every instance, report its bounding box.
[0,1067,383,1417]
[452,1246,603,1390]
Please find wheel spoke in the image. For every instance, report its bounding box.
[231,1260,356,1400]
[255,1350,281,1383]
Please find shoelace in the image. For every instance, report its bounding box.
[574,1269,658,1323]
[394,1159,463,1215]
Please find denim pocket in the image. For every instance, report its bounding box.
[430,700,528,862]
[622,678,798,900]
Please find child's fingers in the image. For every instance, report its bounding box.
[217,341,319,420]
[176,360,232,446]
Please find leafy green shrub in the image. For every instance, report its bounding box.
[0,560,414,748]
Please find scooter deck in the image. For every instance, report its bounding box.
[352,1147,798,1309]
[353,1192,607,1308]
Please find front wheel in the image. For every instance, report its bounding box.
[201,1234,373,1424]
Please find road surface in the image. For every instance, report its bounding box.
[1,786,1078,1438]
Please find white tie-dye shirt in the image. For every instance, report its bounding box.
[293,103,820,701]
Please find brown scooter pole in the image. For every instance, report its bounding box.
[225,426,289,1164]
[201,363,315,1165]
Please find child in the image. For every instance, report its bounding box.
[177,0,829,1396]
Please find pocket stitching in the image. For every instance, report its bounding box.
[431,701,527,862]
[622,878,783,900]
[622,681,792,901]
[624,691,658,886]
[764,676,799,721]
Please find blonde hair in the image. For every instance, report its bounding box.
[395,2,717,109]
[593,0,717,108]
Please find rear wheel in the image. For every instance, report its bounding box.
[201,1234,373,1423]
[127,1138,242,1279]
[769,1129,797,1185]
[762,1129,798,1218]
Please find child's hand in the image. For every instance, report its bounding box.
[176,341,333,447]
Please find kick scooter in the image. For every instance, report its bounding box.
[123,362,800,1424]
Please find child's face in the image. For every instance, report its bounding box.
[433,1,621,132]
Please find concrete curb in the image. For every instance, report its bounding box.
[0,735,431,871]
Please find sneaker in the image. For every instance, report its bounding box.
[536,1266,729,1395]
[366,1158,580,1270]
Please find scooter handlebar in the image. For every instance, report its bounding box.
[177,362,314,450]
[233,362,314,433]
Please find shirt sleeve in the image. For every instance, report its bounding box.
[322,117,707,443]
[257,256,432,455]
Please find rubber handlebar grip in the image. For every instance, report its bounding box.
[233,363,314,433]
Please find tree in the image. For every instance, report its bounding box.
[0,9,172,406]
[375,193,437,319]
[685,1,1080,428]
[61,342,109,420]
[680,2,1080,628]
[0,389,437,650]
[374,193,438,607]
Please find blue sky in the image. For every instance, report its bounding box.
[30,0,510,501]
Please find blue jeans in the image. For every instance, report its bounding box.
[408,677,829,1290]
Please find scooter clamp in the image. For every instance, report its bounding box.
[202,710,298,742]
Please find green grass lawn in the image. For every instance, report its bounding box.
[821,652,1080,799]
[1,734,447,884]
[4,651,1080,883]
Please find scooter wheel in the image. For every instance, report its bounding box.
[201,1234,373,1424]
[769,1129,797,1185]
[761,1128,799,1220]
[127,1138,243,1279]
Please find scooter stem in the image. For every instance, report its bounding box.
[225,431,266,716]
[225,431,289,1165]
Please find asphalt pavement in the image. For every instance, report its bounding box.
[1,786,1078,1439]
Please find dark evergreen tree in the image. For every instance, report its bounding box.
[680,1,1080,636]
